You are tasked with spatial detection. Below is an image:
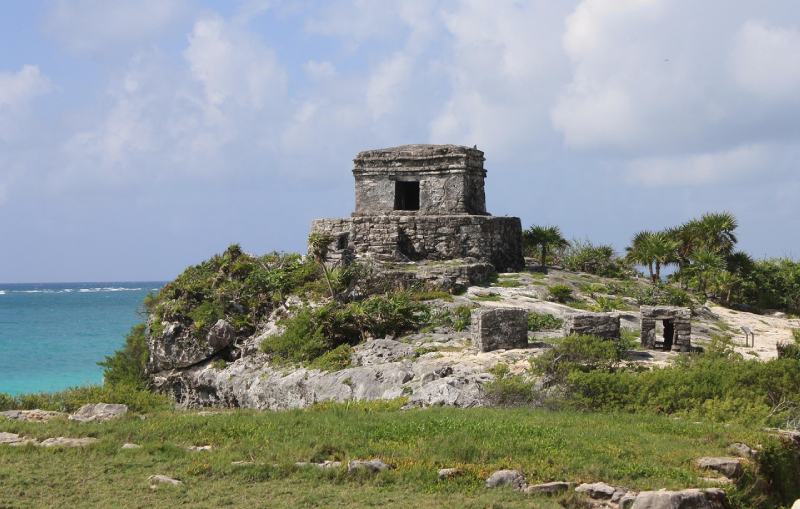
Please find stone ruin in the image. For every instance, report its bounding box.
[640,306,691,351]
[472,308,529,352]
[562,312,621,340]
[310,145,524,288]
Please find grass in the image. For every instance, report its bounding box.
[0,403,768,508]
[472,293,502,302]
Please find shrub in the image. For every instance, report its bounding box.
[97,323,149,388]
[483,363,535,406]
[261,293,428,367]
[776,341,800,360]
[548,284,573,303]
[565,356,800,426]
[562,239,630,278]
[531,335,625,385]
[451,305,473,332]
[309,344,353,372]
[527,312,563,332]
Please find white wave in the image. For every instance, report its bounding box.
[78,287,143,293]
[0,290,5,295]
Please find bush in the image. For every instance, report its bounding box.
[451,305,473,332]
[562,239,630,278]
[483,363,535,406]
[566,356,800,426]
[261,293,428,367]
[548,284,573,303]
[531,335,625,385]
[527,312,563,332]
[776,341,800,360]
[97,324,149,388]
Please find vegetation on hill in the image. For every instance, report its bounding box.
[526,211,800,314]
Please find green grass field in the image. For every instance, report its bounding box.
[0,403,770,508]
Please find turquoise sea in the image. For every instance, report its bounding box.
[0,282,163,396]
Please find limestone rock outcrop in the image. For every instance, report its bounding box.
[148,319,236,372]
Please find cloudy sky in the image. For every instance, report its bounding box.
[1,0,799,282]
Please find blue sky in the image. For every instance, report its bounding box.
[1,0,799,283]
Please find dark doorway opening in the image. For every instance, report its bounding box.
[662,319,674,351]
[394,181,420,211]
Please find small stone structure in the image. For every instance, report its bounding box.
[310,145,524,278]
[640,306,691,351]
[472,308,529,352]
[562,312,621,339]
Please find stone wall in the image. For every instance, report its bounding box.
[310,214,524,272]
[353,145,487,216]
[640,306,691,351]
[562,312,621,339]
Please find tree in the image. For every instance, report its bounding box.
[523,225,569,273]
[686,248,726,296]
[307,233,336,299]
[696,212,738,256]
[626,231,677,283]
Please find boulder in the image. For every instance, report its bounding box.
[121,443,142,449]
[148,475,183,488]
[296,460,342,469]
[472,308,528,352]
[69,403,128,423]
[695,457,743,479]
[351,338,415,366]
[575,482,627,500]
[39,437,99,447]
[727,442,757,459]
[485,469,526,489]
[148,319,236,371]
[0,432,24,445]
[521,481,572,495]
[437,468,463,480]
[630,488,728,509]
[187,445,213,452]
[791,499,800,509]
[0,409,66,422]
[348,459,390,474]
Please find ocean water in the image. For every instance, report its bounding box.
[0,282,163,395]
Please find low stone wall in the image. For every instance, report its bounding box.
[472,308,529,352]
[378,261,496,292]
[310,214,524,272]
[562,312,621,339]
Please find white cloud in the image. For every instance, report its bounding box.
[303,60,337,81]
[44,0,188,53]
[0,65,52,142]
[429,1,571,157]
[366,52,412,119]
[184,15,286,110]
[627,144,769,186]
[732,21,800,101]
[0,65,51,109]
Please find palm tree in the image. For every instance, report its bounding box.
[626,231,677,283]
[687,248,726,296]
[523,225,569,273]
[696,212,738,256]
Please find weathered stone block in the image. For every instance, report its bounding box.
[562,312,620,339]
[472,308,528,352]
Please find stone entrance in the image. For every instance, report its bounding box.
[640,306,691,352]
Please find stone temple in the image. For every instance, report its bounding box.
[309,144,524,285]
